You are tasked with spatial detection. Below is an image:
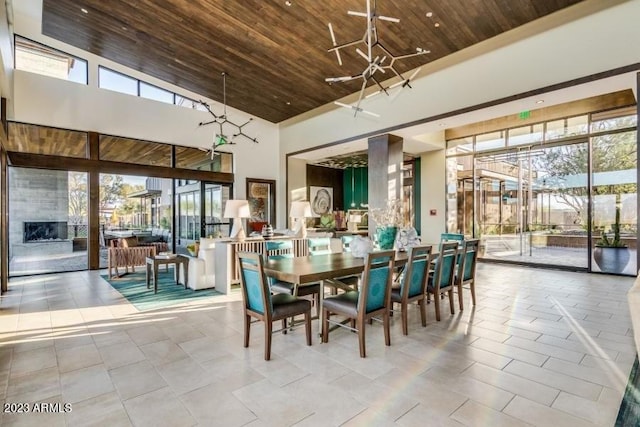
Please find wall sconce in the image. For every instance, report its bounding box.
[224,199,250,240]
[290,201,312,238]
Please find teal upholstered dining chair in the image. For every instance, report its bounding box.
[341,235,355,252]
[440,233,465,242]
[308,237,332,255]
[390,245,433,335]
[237,251,312,360]
[427,241,459,321]
[455,239,480,311]
[263,240,320,313]
[310,236,359,292]
[322,250,395,358]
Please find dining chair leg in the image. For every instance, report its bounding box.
[383,312,391,347]
[457,281,464,311]
[401,302,409,335]
[322,310,330,343]
[357,318,366,358]
[470,281,477,306]
[264,321,273,361]
[282,318,288,335]
[305,311,312,346]
[244,315,251,348]
[448,288,455,314]
[419,299,427,327]
[433,292,441,321]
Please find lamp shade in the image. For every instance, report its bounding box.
[224,200,250,219]
[289,201,312,218]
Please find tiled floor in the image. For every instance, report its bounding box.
[0,264,636,426]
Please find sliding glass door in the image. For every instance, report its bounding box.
[476,144,589,269]
[175,181,231,254]
[9,167,88,276]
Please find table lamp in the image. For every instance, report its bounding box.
[290,201,312,238]
[348,214,362,232]
[224,199,250,240]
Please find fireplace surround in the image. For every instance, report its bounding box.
[23,221,68,243]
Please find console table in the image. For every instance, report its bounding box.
[214,237,309,294]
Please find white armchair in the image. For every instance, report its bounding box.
[187,238,216,290]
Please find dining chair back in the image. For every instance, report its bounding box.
[390,245,433,335]
[456,238,480,310]
[264,240,294,260]
[237,251,312,360]
[308,237,332,255]
[428,241,459,321]
[341,235,355,252]
[440,233,465,243]
[322,249,395,357]
[263,239,319,305]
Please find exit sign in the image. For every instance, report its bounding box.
[519,110,531,120]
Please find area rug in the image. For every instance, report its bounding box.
[616,355,640,426]
[102,270,220,311]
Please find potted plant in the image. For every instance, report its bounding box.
[593,206,630,274]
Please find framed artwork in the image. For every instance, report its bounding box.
[309,186,333,217]
[246,178,276,232]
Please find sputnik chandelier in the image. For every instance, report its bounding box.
[326,0,429,117]
[198,72,258,159]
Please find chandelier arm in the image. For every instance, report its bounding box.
[199,119,217,126]
[353,78,369,116]
[392,50,430,61]
[366,0,372,62]
[328,38,363,53]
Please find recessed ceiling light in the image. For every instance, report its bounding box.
[426,12,433,18]
[439,123,446,127]
[80,8,88,14]
[285,1,292,6]
[536,99,544,104]
[286,101,291,105]
[434,22,440,28]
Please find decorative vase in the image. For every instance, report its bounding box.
[376,226,398,250]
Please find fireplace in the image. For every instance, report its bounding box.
[23,221,68,243]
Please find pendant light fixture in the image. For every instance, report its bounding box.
[325,0,430,117]
[197,72,259,159]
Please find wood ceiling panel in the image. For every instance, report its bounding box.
[7,123,87,157]
[99,135,172,167]
[42,0,585,123]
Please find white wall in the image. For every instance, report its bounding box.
[419,133,446,242]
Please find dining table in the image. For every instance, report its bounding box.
[262,251,410,335]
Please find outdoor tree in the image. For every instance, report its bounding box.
[532,116,636,227]
[100,174,125,212]
[68,172,88,225]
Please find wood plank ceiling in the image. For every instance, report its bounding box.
[42,0,585,123]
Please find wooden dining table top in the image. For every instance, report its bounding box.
[262,251,410,284]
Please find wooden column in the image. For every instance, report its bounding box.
[367,133,403,236]
[88,132,100,270]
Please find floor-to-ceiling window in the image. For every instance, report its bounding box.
[9,168,89,276]
[445,104,637,275]
[175,180,231,254]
